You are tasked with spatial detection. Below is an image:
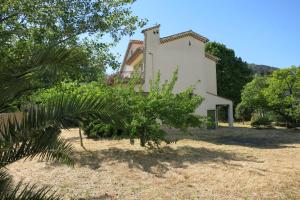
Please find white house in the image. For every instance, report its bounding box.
[120,25,233,127]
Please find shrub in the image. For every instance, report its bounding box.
[250,115,272,128]
[31,69,206,147]
[82,119,126,138]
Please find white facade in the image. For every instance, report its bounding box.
[120,25,233,126]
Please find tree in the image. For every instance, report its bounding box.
[0,49,119,199]
[0,0,147,84]
[239,66,300,127]
[32,71,206,147]
[205,42,253,106]
[240,76,268,113]
[235,102,252,124]
[0,1,146,198]
[127,71,205,147]
[264,66,300,126]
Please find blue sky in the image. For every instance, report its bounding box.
[109,0,300,70]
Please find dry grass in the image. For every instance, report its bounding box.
[7,126,300,200]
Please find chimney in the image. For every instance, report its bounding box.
[142,24,160,51]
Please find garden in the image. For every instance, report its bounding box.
[0,1,299,199]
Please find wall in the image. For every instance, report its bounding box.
[143,28,221,116]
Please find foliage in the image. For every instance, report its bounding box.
[235,102,252,122]
[250,114,272,128]
[205,42,253,106]
[83,119,125,138]
[0,1,146,198]
[264,66,300,126]
[0,45,121,200]
[240,66,300,127]
[240,76,268,112]
[121,69,205,147]
[0,0,147,85]
[33,70,206,147]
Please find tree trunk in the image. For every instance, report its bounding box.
[140,128,146,147]
[79,127,87,151]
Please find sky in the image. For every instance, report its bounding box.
[109,0,300,71]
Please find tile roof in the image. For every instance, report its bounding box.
[160,30,209,44]
[130,39,144,44]
[122,28,220,66]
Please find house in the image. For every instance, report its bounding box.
[120,25,233,127]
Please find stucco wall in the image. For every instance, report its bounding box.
[143,28,222,116]
[140,26,233,126]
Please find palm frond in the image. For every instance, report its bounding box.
[0,46,79,113]
[0,91,119,167]
[0,120,74,167]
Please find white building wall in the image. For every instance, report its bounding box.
[141,26,233,126]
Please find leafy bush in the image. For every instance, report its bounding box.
[31,69,206,147]
[83,119,125,138]
[235,102,252,122]
[250,115,272,128]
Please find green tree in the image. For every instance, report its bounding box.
[0,49,120,199]
[264,66,300,126]
[0,0,146,84]
[32,71,206,147]
[240,76,268,113]
[129,71,205,147]
[205,42,253,106]
[239,66,300,127]
[235,102,252,124]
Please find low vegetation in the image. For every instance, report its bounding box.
[32,70,206,147]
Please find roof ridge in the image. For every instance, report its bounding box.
[129,39,144,44]
[141,24,161,33]
[160,30,209,43]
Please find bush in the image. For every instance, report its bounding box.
[250,115,272,128]
[82,119,126,138]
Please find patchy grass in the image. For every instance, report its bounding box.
[8,127,300,200]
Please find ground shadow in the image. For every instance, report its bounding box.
[164,127,300,149]
[75,194,113,200]
[72,145,259,177]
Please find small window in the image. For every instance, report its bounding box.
[189,40,191,46]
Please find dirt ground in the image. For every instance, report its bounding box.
[7,126,300,200]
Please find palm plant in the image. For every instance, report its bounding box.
[0,47,116,199]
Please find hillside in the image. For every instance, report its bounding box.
[248,64,278,76]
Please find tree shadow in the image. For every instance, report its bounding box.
[75,194,113,200]
[165,127,300,149]
[72,145,259,177]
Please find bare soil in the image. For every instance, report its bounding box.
[7,126,300,200]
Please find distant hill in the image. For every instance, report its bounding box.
[248,64,278,76]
